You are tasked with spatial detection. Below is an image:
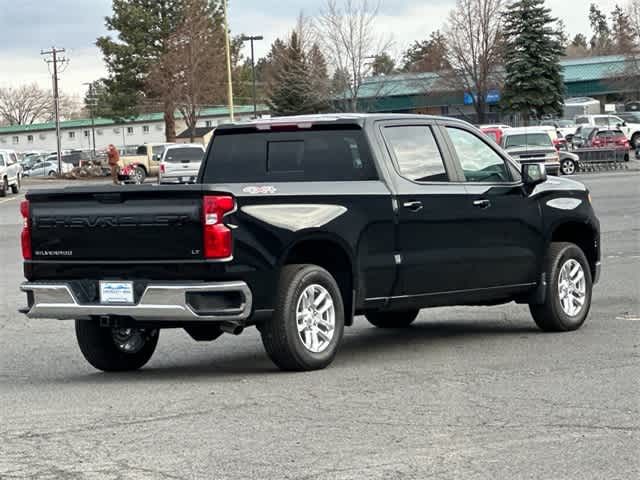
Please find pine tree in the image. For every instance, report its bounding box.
[500,0,565,123]
[611,5,636,54]
[589,4,612,54]
[401,31,451,73]
[97,0,184,139]
[267,32,313,116]
[266,33,330,116]
[371,53,395,76]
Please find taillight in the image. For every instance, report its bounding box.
[20,200,31,260]
[202,195,234,259]
[160,163,165,174]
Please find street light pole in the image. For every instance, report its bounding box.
[83,82,97,158]
[240,35,263,118]
[222,0,234,122]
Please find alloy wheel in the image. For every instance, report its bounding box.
[296,284,336,353]
[557,259,586,317]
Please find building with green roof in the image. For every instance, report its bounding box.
[337,55,639,121]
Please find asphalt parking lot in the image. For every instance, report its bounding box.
[1,172,638,479]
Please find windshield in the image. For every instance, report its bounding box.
[557,120,575,127]
[504,133,552,149]
[164,148,204,162]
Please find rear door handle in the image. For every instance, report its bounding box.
[403,200,423,212]
[473,199,491,209]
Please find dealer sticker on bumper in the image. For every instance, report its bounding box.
[100,281,134,304]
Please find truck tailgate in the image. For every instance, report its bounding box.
[26,185,208,261]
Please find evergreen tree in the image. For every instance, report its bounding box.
[589,4,612,54]
[401,31,451,72]
[97,0,185,140]
[611,4,636,54]
[267,32,315,116]
[264,32,331,116]
[500,0,565,123]
[371,53,396,76]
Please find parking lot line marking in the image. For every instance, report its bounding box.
[0,197,19,205]
[616,314,640,321]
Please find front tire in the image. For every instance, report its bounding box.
[529,242,592,332]
[365,310,420,328]
[75,321,159,372]
[260,264,345,371]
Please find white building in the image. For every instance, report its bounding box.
[0,105,266,154]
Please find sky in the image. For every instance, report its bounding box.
[0,0,628,99]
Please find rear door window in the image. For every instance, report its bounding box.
[381,125,449,182]
[203,128,378,183]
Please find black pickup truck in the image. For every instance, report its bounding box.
[19,114,601,372]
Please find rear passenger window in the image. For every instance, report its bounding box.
[382,126,448,182]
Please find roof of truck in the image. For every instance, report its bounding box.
[217,113,470,130]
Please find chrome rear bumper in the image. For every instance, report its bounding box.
[20,281,252,322]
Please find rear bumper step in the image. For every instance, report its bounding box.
[20,281,252,322]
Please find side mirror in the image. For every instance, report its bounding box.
[155,154,162,161]
[522,163,547,186]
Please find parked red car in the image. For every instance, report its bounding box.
[589,129,630,149]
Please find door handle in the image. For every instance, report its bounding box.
[403,200,423,212]
[473,199,491,209]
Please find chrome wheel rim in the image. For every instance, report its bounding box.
[558,259,586,317]
[111,328,151,354]
[296,284,335,353]
[561,160,575,175]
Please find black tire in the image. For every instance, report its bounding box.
[365,309,420,328]
[260,264,345,371]
[529,242,592,332]
[631,133,640,150]
[132,166,146,184]
[0,177,7,197]
[48,170,56,177]
[11,176,20,194]
[560,158,577,176]
[75,321,159,372]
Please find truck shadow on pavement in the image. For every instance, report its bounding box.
[59,320,541,384]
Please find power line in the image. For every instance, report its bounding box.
[41,47,68,175]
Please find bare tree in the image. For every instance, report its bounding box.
[147,0,226,141]
[0,84,53,125]
[444,0,504,123]
[317,0,392,112]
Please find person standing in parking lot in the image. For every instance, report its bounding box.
[107,144,120,185]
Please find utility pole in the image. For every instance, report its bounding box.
[222,0,234,121]
[41,47,67,175]
[84,82,97,158]
[240,35,263,118]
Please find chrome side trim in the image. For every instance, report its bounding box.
[20,281,252,322]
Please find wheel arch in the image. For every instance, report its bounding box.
[280,233,357,326]
[549,221,599,279]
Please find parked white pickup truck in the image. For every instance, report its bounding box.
[0,149,22,197]
[575,114,640,147]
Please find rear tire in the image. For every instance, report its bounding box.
[0,177,7,197]
[10,176,20,194]
[132,166,146,184]
[560,158,576,176]
[75,321,159,372]
[365,310,420,328]
[529,242,592,332]
[260,264,345,371]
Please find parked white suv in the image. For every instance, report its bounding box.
[0,149,22,197]
[158,144,206,184]
[575,114,640,147]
